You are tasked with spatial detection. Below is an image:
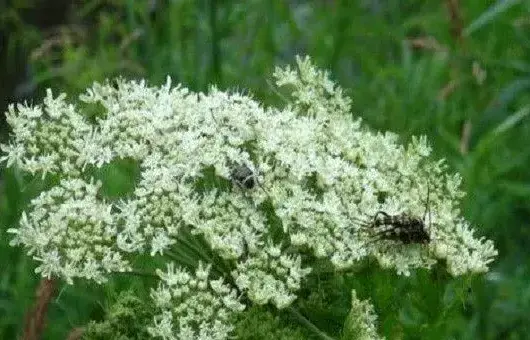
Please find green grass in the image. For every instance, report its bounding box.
[1,0,530,339]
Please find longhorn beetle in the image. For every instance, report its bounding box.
[360,183,433,246]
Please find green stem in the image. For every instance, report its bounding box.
[111,270,158,278]
[180,230,236,277]
[166,249,198,270]
[209,0,221,84]
[170,234,228,278]
[194,233,235,274]
[177,231,213,264]
[287,306,337,340]
[177,235,216,268]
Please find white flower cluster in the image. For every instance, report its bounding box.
[343,290,384,340]
[7,178,129,284]
[232,242,312,309]
[2,56,497,339]
[148,262,245,340]
[1,89,93,177]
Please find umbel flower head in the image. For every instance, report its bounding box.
[148,262,245,340]
[343,290,383,340]
[2,56,497,339]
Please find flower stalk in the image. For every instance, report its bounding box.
[287,306,337,340]
[22,278,56,340]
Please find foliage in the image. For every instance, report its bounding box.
[83,290,154,340]
[233,306,307,340]
[0,0,529,339]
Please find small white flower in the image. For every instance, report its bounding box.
[10,178,130,283]
[3,56,496,340]
[150,262,244,340]
[343,290,384,340]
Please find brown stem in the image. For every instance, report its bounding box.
[445,0,464,44]
[437,79,460,101]
[444,0,476,154]
[65,327,85,340]
[22,278,56,340]
[460,120,472,155]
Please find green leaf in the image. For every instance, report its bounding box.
[464,0,522,37]
[492,105,530,136]
[499,181,530,198]
[472,79,530,146]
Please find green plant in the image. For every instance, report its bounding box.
[1,1,529,339]
[2,57,496,339]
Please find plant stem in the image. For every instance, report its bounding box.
[177,231,212,264]
[166,249,198,270]
[66,327,84,340]
[167,241,227,278]
[111,270,158,278]
[178,230,235,278]
[287,306,337,340]
[22,278,56,340]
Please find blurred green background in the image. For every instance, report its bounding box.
[1,0,530,339]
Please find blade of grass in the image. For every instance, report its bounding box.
[464,0,521,37]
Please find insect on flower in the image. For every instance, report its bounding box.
[230,164,257,190]
[207,108,271,196]
[367,210,431,245]
[359,183,433,246]
[229,163,273,197]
